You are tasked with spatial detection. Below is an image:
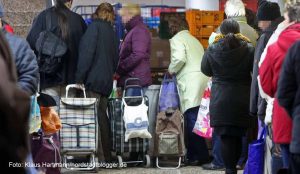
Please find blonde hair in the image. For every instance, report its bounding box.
[119,3,141,17]
[92,2,115,24]
[225,0,246,17]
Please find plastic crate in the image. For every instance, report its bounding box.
[186,10,202,25]
[214,11,225,25]
[199,37,209,49]
[201,11,215,25]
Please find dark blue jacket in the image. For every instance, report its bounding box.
[4,32,39,95]
[278,40,300,154]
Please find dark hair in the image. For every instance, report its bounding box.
[285,2,300,23]
[54,0,72,40]
[92,3,115,24]
[168,17,189,36]
[220,19,241,49]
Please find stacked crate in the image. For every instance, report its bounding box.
[186,10,224,48]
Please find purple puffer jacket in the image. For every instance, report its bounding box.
[117,15,152,87]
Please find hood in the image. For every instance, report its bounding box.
[208,39,250,68]
[125,15,143,31]
[277,23,300,51]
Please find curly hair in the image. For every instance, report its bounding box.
[92,3,115,24]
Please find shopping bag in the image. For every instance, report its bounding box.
[193,81,213,138]
[40,106,61,134]
[29,95,42,134]
[123,97,152,142]
[159,74,180,112]
[244,127,266,174]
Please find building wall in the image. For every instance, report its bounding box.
[2,0,46,37]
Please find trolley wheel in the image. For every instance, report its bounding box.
[117,155,123,169]
[144,154,151,168]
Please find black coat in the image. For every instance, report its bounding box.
[249,17,284,121]
[27,7,87,89]
[277,40,300,154]
[75,19,119,97]
[201,39,255,128]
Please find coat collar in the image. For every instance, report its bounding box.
[228,16,247,24]
[125,15,143,31]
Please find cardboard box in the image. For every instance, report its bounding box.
[150,37,171,69]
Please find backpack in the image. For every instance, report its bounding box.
[35,11,67,75]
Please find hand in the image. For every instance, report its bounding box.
[113,73,120,80]
[274,144,282,156]
[75,84,85,90]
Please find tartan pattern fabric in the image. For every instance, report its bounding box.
[108,98,149,154]
[59,97,97,151]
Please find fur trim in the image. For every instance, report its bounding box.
[213,33,251,44]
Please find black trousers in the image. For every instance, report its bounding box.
[87,92,111,162]
[220,135,243,174]
[289,153,300,174]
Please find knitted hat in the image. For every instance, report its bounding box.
[225,0,246,17]
[257,1,281,21]
[0,2,3,18]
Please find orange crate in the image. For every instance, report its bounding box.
[186,10,202,24]
[214,11,225,25]
[201,25,215,37]
[200,38,209,48]
[201,11,215,25]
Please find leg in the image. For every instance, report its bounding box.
[220,135,242,174]
[98,96,112,162]
[280,144,290,169]
[237,136,248,166]
[86,91,105,161]
[212,132,225,167]
[289,153,300,174]
[185,106,209,163]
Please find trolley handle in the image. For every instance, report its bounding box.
[124,78,141,88]
[65,84,86,98]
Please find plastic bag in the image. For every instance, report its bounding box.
[193,80,213,138]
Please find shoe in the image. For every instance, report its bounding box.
[236,165,244,170]
[186,160,200,166]
[202,162,225,170]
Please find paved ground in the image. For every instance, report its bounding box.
[62,167,244,174]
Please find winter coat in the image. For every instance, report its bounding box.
[278,40,300,154]
[210,16,259,47]
[0,33,30,174]
[201,37,254,128]
[75,19,119,97]
[27,7,87,89]
[168,30,209,113]
[250,17,283,121]
[117,15,152,87]
[259,23,300,144]
[4,31,39,95]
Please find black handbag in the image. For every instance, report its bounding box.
[35,11,67,75]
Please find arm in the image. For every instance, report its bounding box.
[168,37,186,74]
[14,39,39,95]
[117,29,150,74]
[277,43,298,117]
[75,24,98,83]
[259,46,275,97]
[201,50,213,77]
[26,13,45,52]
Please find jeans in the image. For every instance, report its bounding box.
[212,131,247,167]
[185,106,210,162]
[280,144,290,168]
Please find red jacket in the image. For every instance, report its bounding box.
[259,23,300,144]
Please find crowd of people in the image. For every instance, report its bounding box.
[1,0,300,174]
